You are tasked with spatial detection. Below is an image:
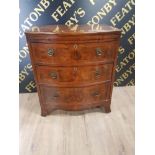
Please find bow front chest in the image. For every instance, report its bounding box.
[25,24,121,116]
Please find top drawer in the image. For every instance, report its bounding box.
[30,41,117,66]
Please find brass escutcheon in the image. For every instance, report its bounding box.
[92,91,100,97]
[48,48,55,56]
[74,44,78,49]
[49,72,57,79]
[96,48,103,56]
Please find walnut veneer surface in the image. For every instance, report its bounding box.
[25,24,121,116]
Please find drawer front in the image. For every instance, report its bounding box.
[31,42,116,65]
[40,83,110,110]
[31,43,75,64]
[76,42,116,63]
[36,63,113,85]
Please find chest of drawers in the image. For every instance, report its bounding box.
[25,24,121,116]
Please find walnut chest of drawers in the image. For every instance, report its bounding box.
[25,24,121,116]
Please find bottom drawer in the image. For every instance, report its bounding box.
[40,83,110,111]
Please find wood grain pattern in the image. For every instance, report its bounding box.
[25,24,121,116]
[19,86,135,155]
[31,42,117,65]
[36,63,113,85]
[39,83,110,112]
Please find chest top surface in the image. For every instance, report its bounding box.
[25,24,121,35]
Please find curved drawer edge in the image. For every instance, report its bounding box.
[38,80,111,88]
[34,60,114,67]
[46,99,111,112]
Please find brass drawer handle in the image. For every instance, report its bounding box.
[49,72,57,79]
[96,48,103,56]
[48,48,55,56]
[92,91,100,97]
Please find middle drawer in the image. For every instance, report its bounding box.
[36,63,113,86]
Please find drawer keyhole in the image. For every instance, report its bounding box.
[96,48,103,56]
[74,44,78,49]
[92,91,100,97]
[48,48,55,56]
[49,72,57,79]
[53,93,59,98]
